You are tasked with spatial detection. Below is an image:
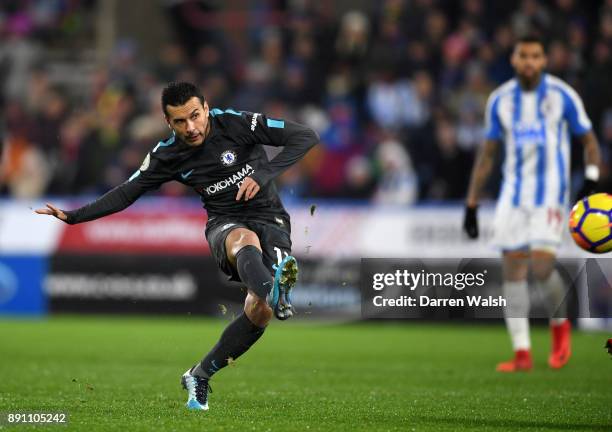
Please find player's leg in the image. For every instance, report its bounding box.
[492,204,533,371]
[252,220,297,320]
[225,226,296,320]
[182,226,272,410]
[497,250,533,372]
[532,249,571,369]
[226,227,276,321]
[530,205,571,369]
[184,225,299,410]
[188,229,270,372]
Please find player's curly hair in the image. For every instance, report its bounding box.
[161,82,205,116]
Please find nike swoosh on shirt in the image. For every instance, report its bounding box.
[181,169,194,179]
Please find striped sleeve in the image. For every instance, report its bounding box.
[560,86,592,136]
[484,93,503,141]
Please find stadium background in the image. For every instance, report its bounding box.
[1,0,610,320]
[0,1,611,431]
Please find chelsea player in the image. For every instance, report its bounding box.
[37,82,319,408]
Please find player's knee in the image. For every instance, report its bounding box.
[531,251,555,281]
[532,263,554,281]
[502,252,529,281]
[226,228,261,260]
[244,294,272,327]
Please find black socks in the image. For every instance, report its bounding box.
[235,245,273,300]
[192,313,266,379]
[190,246,271,379]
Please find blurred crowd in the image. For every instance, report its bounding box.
[1,0,612,204]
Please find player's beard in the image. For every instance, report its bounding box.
[518,69,542,90]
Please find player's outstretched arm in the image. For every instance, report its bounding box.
[463,138,499,238]
[34,181,147,224]
[35,149,173,224]
[576,131,602,200]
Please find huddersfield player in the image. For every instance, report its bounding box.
[36,82,319,408]
[463,36,602,371]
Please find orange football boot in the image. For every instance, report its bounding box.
[549,320,571,369]
[496,349,533,372]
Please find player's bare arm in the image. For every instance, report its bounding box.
[580,130,601,167]
[466,138,500,208]
[577,131,602,200]
[463,138,499,239]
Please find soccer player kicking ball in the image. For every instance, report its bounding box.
[463,36,602,372]
[36,82,318,408]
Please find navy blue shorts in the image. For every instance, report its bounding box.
[205,217,292,282]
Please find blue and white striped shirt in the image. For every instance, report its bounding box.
[485,74,592,208]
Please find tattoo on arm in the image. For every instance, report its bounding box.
[580,131,601,167]
[466,139,499,207]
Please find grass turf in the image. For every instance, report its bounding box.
[0,316,610,431]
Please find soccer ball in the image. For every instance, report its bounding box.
[569,193,612,254]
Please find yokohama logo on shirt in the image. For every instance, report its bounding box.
[204,164,255,195]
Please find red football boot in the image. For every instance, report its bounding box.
[549,320,571,369]
[496,349,533,372]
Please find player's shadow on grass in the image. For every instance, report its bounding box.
[413,415,610,431]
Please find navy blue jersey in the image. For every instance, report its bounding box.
[64,109,318,226]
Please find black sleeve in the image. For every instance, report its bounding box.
[241,112,319,187]
[63,152,173,224]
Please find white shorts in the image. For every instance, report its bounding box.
[492,204,566,253]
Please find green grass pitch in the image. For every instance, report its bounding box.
[0,316,610,431]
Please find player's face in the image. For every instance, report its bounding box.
[511,42,547,83]
[165,97,209,146]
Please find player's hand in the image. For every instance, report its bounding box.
[236,177,260,201]
[34,203,68,221]
[576,179,597,201]
[463,205,479,239]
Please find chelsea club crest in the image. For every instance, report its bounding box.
[220,150,237,166]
